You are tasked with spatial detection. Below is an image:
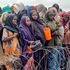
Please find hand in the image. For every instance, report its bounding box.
[52,30,58,36]
[29,41,35,45]
[55,31,58,35]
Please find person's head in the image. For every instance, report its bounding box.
[36,4,47,13]
[62,16,69,23]
[36,4,47,18]
[60,11,69,23]
[0,12,10,23]
[46,11,55,21]
[30,10,39,20]
[48,7,58,17]
[12,15,17,24]
[52,3,59,12]
[11,3,19,14]
[5,14,17,26]
[20,16,31,26]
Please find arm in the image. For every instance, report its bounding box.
[2,29,18,42]
[3,33,18,42]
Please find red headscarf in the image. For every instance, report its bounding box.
[59,11,69,27]
[31,6,37,10]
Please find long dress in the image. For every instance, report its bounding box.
[2,28,21,70]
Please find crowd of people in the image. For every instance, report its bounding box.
[0,3,70,70]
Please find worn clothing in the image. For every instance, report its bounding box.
[47,47,66,70]
[2,28,21,70]
[2,28,21,56]
[19,16,34,52]
[46,20,63,46]
[63,31,70,46]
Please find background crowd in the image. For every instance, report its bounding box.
[0,3,70,70]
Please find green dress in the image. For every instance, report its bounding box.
[46,20,62,47]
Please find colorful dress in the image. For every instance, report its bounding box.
[2,28,21,70]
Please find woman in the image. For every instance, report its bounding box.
[30,10,47,69]
[2,14,22,70]
[59,11,69,28]
[60,11,70,47]
[46,11,62,46]
[30,10,45,45]
[46,11,66,70]
[19,16,35,52]
[36,4,47,24]
[19,16,34,69]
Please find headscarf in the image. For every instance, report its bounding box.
[19,16,32,41]
[30,10,45,26]
[36,4,46,13]
[30,10,45,44]
[48,7,58,16]
[18,3,25,11]
[11,3,20,14]
[30,10,39,21]
[5,14,25,51]
[36,4,47,20]
[31,6,37,11]
[59,11,69,27]
[5,14,18,32]
[0,12,11,24]
[46,11,55,21]
[48,7,60,22]
[2,6,12,13]
[52,3,60,13]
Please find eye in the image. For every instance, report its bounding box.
[13,19,17,20]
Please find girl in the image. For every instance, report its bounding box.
[19,16,34,70]
[46,11,63,46]
[30,10,45,45]
[2,14,22,70]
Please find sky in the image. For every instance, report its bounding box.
[0,0,70,11]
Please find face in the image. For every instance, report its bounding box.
[25,17,31,26]
[12,16,17,24]
[49,15,55,20]
[63,16,69,22]
[32,14,38,20]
